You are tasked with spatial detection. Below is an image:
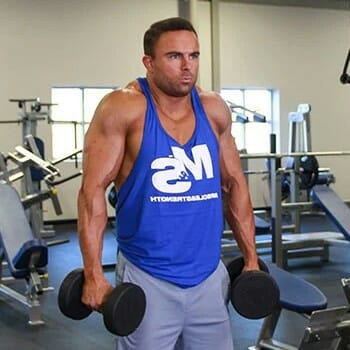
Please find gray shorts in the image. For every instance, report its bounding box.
[115,253,234,350]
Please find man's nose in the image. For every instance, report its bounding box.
[181,56,191,69]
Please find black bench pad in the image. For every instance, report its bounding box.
[267,263,327,314]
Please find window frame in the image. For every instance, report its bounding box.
[220,87,275,153]
[50,85,118,160]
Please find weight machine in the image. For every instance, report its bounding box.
[0,183,52,325]
[1,98,56,143]
[0,98,81,238]
[0,137,82,240]
[221,101,349,268]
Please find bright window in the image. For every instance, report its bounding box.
[51,87,116,159]
[221,88,274,153]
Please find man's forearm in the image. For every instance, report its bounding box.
[224,192,258,267]
[77,189,108,278]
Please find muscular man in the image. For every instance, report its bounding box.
[78,17,259,350]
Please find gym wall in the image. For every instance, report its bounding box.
[219,3,350,206]
[0,0,349,220]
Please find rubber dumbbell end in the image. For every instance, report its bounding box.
[231,271,280,319]
[227,256,280,319]
[58,268,92,320]
[102,282,146,336]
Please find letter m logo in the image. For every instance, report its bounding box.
[171,145,213,180]
[151,144,214,193]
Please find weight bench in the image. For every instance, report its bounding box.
[278,184,350,267]
[0,183,49,325]
[250,263,350,349]
[311,185,350,242]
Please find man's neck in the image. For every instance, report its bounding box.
[147,79,193,119]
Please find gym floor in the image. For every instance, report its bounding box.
[1,214,350,350]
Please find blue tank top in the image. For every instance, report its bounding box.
[116,77,223,287]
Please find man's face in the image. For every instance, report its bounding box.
[144,30,200,97]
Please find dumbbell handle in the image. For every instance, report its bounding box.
[81,281,113,313]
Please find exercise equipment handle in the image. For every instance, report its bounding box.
[45,171,82,186]
[340,48,350,84]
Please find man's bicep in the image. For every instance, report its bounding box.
[81,110,126,191]
[219,130,249,205]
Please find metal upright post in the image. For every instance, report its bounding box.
[289,157,300,234]
[270,134,283,267]
[287,104,312,234]
[270,158,283,267]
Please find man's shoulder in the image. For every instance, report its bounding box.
[90,80,146,131]
[124,79,143,93]
[107,80,144,104]
[197,88,227,115]
[100,80,146,116]
[196,87,231,134]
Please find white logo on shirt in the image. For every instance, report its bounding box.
[151,144,214,193]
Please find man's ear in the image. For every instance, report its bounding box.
[142,55,153,72]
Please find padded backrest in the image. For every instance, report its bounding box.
[0,184,34,270]
[311,185,350,241]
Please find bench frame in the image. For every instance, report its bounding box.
[0,183,51,326]
[247,263,350,350]
[0,247,48,325]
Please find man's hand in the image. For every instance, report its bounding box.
[82,276,113,311]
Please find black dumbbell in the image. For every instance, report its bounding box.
[58,268,146,336]
[226,256,280,319]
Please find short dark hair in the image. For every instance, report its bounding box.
[143,17,197,57]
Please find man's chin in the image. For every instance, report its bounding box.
[175,83,195,96]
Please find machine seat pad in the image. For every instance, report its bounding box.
[267,263,327,314]
[254,215,270,235]
[12,239,48,270]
